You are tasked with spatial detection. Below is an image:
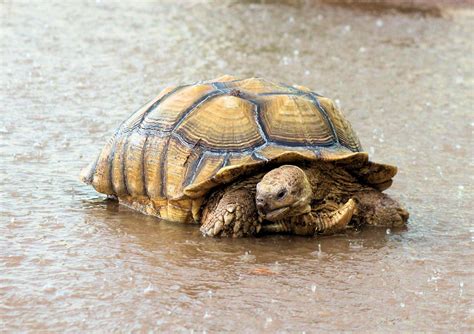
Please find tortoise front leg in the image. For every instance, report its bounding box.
[261,199,356,236]
[200,188,260,237]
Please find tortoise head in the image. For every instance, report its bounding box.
[256,165,312,222]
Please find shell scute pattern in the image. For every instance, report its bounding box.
[82,76,393,223]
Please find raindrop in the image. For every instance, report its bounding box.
[304,70,310,76]
[61,138,71,148]
[349,240,364,250]
[144,284,154,295]
[400,302,405,308]
[311,284,317,293]
[317,243,323,257]
[428,274,441,282]
[239,251,256,262]
[386,228,391,235]
[203,311,211,319]
[359,47,366,53]
[376,19,384,27]
[42,283,56,294]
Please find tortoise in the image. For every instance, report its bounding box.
[80,75,408,237]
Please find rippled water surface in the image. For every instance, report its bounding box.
[1,1,473,332]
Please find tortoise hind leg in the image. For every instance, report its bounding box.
[200,188,260,237]
[352,190,409,228]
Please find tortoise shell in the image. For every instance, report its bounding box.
[81,75,396,223]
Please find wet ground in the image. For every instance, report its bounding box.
[1,1,473,332]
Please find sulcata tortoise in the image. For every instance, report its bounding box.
[80,75,408,237]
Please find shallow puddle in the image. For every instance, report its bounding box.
[1,1,473,331]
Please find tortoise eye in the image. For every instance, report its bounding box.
[276,189,287,199]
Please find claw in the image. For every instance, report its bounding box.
[224,212,235,226]
[243,221,250,234]
[213,219,224,235]
[235,208,242,220]
[203,227,212,237]
[233,220,242,233]
[319,198,356,232]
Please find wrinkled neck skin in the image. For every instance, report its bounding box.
[255,163,369,222]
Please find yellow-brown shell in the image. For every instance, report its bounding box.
[81,76,397,223]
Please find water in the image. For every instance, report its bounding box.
[1,1,473,332]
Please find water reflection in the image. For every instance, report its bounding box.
[82,197,396,263]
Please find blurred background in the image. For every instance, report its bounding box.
[1,1,473,332]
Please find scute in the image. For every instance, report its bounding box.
[258,94,335,146]
[317,97,361,152]
[89,137,115,195]
[81,76,397,223]
[163,136,197,199]
[110,135,128,196]
[190,153,226,186]
[176,95,264,151]
[140,84,215,132]
[124,132,147,196]
[143,135,168,199]
[225,77,291,94]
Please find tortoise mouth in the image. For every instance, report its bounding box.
[260,206,290,221]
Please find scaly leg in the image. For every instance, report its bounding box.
[261,199,356,236]
[352,191,409,228]
[200,188,260,237]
